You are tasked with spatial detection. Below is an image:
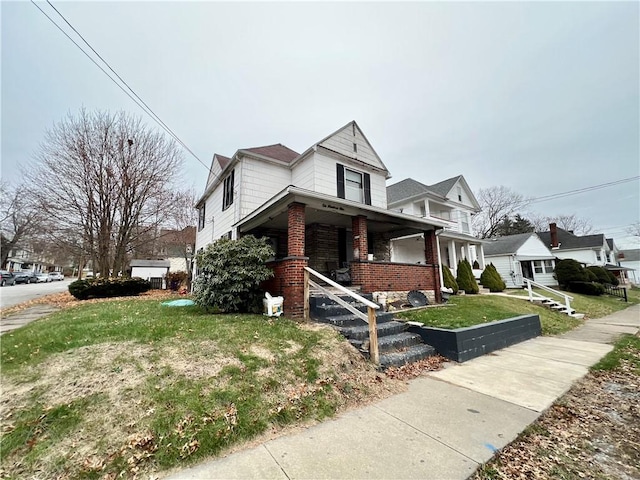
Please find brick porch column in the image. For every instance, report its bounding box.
[352,215,368,261]
[281,202,308,319]
[425,229,441,302]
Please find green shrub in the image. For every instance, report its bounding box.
[442,265,459,293]
[68,277,151,300]
[480,263,506,292]
[472,260,480,269]
[606,270,619,286]
[586,266,610,284]
[585,269,598,282]
[456,259,479,294]
[568,281,605,296]
[554,259,587,288]
[193,235,274,313]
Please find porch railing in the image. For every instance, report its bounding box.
[523,278,573,312]
[303,266,380,365]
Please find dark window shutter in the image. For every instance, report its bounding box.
[230,169,234,205]
[336,163,345,199]
[363,173,371,205]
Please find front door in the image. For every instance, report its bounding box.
[521,261,534,280]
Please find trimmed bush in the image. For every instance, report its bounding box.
[193,235,274,313]
[68,277,151,300]
[456,259,479,294]
[568,281,605,296]
[472,260,480,269]
[585,269,598,282]
[606,270,619,286]
[480,263,506,292]
[554,259,587,288]
[586,266,610,284]
[442,265,459,293]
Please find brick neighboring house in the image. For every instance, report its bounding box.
[386,176,487,283]
[195,121,450,317]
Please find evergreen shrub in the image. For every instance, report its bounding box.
[568,281,605,296]
[68,277,151,300]
[442,265,458,293]
[480,263,506,292]
[193,235,274,313]
[456,259,479,294]
[554,259,587,289]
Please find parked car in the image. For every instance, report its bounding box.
[14,271,39,284]
[48,272,64,281]
[34,273,51,283]
[0,270,16,286]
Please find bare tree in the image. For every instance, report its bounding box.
[28,109,183,277]
[0,180,46,268]
[530,213,594,235]
[472,186,530,238]
[627,221,640,238]
[166,188,198,285]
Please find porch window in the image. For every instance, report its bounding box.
[198,204,206,231]
[533,261,544,274]
[460,212,470,233]
[544,260,554,273]
[336,164,371,205]
[222,169,234,211]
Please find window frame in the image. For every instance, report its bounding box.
[198,204,206,231]
[222,169,234,211]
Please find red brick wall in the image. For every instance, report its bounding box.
[264,258,307,319]
[352,215,368,261]
[305,224,340,273]
[351,260,439,295]
[288,203,305,257]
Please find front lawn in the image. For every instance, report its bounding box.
[398,295,582,335]
[0,298,403,479]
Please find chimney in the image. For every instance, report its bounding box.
[550,223,558,248]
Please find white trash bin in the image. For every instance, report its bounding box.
[263,292,284,317]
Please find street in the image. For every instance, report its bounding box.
[0,279,72,310]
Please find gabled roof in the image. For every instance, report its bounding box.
[130,259,171,268]
[386,178,434,204]
[428,176,462,197]
[483,233,536,256]
[216,154,231,170]
[242,144,299,163]
[386,175,480,211]
[537,227,606,250]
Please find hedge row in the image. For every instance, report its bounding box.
[68,277,151,300]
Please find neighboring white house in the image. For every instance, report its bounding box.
[537,224,628,283]
[195,121,451,317]
[483,233,557,288]
[618,248,640,284]
[386,176,486,280]
[130,259,170,289]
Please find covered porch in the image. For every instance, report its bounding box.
[235,187,449,318]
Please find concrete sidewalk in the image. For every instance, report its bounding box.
[165,305,639,480]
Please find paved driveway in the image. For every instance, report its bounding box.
[0,279,72,309]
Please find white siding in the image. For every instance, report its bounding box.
[298,152,388,208]
[554,249,598,265]
[240,157,291,217]
[131,266,168,280]
[620,259,640,283]
[195,167,239,251]
[533,271,557,286]
[169,257,188,272]
[486,255,522,288]
[318,123,385,170]
[519,236,554,257]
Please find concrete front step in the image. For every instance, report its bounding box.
[350,331,423,353]
[340,320,406,341]
[316,312,394,328]
[379,344,437,369]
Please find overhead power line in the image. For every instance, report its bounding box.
[527,176,640,205]
[31,0,211,173]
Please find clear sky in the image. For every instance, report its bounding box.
[2,1,639,247]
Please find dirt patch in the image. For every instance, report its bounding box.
[473,345,640,479]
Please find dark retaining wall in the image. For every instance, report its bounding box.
[407,314,541,363]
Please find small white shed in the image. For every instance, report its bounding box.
[130,259,171,289]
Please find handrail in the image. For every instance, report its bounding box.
[524,278,573,312]
[303,266,380,365]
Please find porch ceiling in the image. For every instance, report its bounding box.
[235,187,446,236]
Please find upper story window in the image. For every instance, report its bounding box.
[222,169,234,211]
[457,186,463,202]
[336,164,371,205]
[414,202,426,217]
[460,211,470,233]
[198,204,206,231]
[596,250,602,262]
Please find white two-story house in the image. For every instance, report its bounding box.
[195,121,451,316]
[386,176,486,280]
